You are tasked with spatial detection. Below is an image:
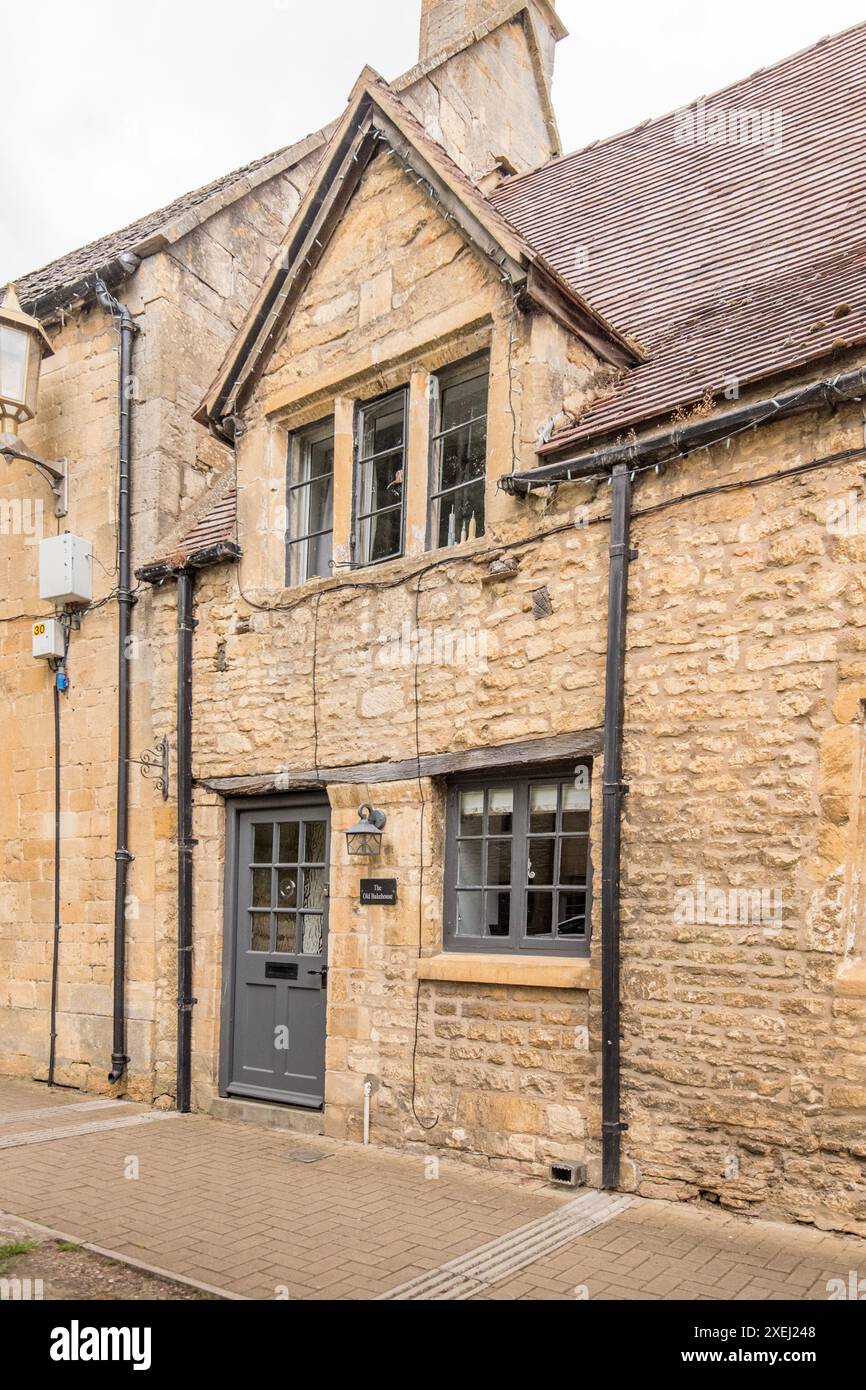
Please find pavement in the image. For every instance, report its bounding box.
[0,1076,862,1301]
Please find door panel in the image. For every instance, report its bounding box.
[228,802,329,1107]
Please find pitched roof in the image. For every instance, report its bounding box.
[197,68,638,434]
[16,132,331,318]
[136,467,238,577]
[490,21,866,452]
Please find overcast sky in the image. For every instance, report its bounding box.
[2,0,864,283]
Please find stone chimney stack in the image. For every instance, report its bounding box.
[410,1,568,179]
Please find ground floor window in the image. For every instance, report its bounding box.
[443,763,592,956]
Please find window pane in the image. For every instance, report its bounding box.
[364,506,402,563]
[302,867,326,911]
[563,780,591,830]
[528,839,555,886]
[300,915,324,955]
[487,839,512,886]
[487,788,513,835]
[441,372,488,432]
[251,869,271,908]
[362,397,404,456]
[457,890,483,936]
[529,785,558,834]
[526,892,554,937]
[436,479,484,549]
[306,435,333,481]
[306,527,333,581]
[558,891,586,936]
[459,791,483,835]
[457,840,483,887]
[439,422,486,492]
[278,823,299,864]
[249,913,271,953]
[485,891,511,937]
[559,837,588,885]
[276,870,297,909]
[306,473,334,535]
[252,824,273,864]
[275,914,297,954]
[304,821,326,863]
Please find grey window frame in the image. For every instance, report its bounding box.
[427,353,490,551]
[286,418,335,586]
[443,762,592,958]
[353,387,408,567]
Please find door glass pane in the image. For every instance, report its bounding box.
[252,824,273,864]
[304,821,326,863]
[301,915,324,955]
[528,839,555,886]
[302,867,326,911]
[251,868,271,908]
[526,892,554,936]
[457,890,483,936]
[459,790,483,835]
[275,914,298,954]
[487,787,513,834]
[249,913,271,953]
[558,891,586,936]
[457,840,483,886]
[487,839,512,886]
[277,870,297,908]
[529,785,558,834]
[278,823,299,863]
[485,890,510,937]
[560,837,588,885]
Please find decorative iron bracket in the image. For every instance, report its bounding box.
[0,432,68,518]
[129,735,169,800]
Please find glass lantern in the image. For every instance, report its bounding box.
[0,284,53,434]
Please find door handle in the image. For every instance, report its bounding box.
[306,967,328,987]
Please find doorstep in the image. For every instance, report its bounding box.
[209,1096,325,1135]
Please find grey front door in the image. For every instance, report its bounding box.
[228,801,329,1107]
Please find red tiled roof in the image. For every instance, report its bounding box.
[139,470,238,574]
[490,22,866,451]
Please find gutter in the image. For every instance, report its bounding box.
[600,464,633,1189]
[175,572,196,1112]
[95,280,139,1087]
[501,362,866,495]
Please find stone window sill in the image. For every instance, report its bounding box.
[416,953,593,990]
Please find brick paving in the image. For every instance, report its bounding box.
[0,1076,862,1301]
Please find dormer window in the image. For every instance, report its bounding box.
[355,389,408,566]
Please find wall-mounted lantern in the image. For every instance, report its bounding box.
[0,284,67,517]
[0,283,53,433]
[345,804,387,857]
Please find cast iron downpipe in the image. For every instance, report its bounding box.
[96,280,138,1085]
[176,571,196,1112]
[601,463,633,1189]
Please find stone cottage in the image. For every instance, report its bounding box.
[2,3,866,1234]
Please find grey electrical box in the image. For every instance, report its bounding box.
[38,534,92,606]
[32,618,66,660]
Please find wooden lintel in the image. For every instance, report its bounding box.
[197,728,603,797]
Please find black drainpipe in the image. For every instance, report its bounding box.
[601,462,634,1189]
[176,571,196,1112]
[96,280,138,1085]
